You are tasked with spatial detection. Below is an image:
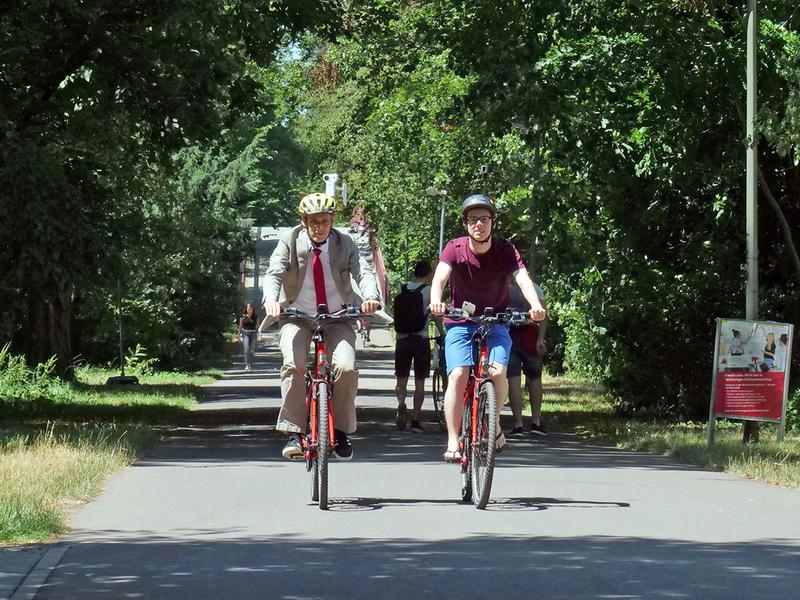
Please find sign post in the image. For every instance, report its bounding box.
[707,318,793,443]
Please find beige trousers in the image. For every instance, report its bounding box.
[276,320,358,434]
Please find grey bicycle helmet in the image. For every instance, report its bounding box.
[460,194,497,220]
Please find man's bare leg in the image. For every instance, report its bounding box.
[410,377,426,430]
[444,367,469,453]
[490,363,508,448]
[395,376,408,430]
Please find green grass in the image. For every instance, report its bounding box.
[538,374,800,489]
[0,366,218,423]
[0,355,218,544]
[0,423,158,544]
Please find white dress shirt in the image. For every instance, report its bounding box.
[290,238,346,314]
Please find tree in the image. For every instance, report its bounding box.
[277,0,800,416]
[0,1,334,375]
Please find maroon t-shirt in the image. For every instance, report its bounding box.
[440,236,526,317]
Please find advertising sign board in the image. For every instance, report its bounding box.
[707,318,793,443]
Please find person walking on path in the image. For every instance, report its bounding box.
[429,194,546,461]
[237,303,260,371]
[506,280,548,436]
[263,192,381,461]
[393,260,443,432]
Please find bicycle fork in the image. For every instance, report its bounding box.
[459,343,491,465]
[305,340,335,459]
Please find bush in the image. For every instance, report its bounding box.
[0,344,75,404]
[787,387,800,432]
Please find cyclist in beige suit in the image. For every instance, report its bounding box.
[263,193,380,460]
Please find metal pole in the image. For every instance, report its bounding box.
[746,0,758,320]
[404,227,409,279]
[438,196,445,256]
[530,141,542,270]
[707,319,722,445]
[117,277,125,377]
[744,0,759,443]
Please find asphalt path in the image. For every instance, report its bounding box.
[8,328,800,599]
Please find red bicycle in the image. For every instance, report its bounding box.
[444,307,529,509]
[430,334,447,432]
[282,304,364,510]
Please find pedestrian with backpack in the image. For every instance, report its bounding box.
[393,260,441,432]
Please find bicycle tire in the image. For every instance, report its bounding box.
[309,438,319,502]
[460,398,472,503]
[432,368,446,432]
[470,380,497,509]
[307,392,319,502]
[317,381,330,510]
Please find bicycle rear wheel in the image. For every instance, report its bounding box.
[470,380,497,509]
[317,381,330,510]
[460,399,472,503]
[432,368,446,432]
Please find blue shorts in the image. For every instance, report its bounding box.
[444,323,512,374]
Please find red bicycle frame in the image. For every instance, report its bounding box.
[303,335,335,460]
[460,336,491,464]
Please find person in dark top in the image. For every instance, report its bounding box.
[238,302,260,371]
[429,194,546,461]
[762,332,776,370]
[393,260,443,433]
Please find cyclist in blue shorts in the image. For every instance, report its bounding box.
[429,194,546,461]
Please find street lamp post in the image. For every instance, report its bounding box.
[426,186,448,256]
[744,0,759,443]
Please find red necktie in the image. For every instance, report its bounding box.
[311,247,328,309]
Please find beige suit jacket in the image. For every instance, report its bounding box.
[263,225,379,309]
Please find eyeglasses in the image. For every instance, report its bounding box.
[465,216,493,226]
[307,218,331,229]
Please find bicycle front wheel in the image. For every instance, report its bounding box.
[470,380,497,509]
[432,368,446,432]
[317,381,330,510]
[308,393,319,502]
[309,440,319,502]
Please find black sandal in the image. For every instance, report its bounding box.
[442,449,462,462]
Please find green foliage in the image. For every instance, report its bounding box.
[281,0,800,419]
[124,344,158,378]
[0,1,335,373]
[3,1,798,418]
[0,344,75,404]
[787,387,800,432]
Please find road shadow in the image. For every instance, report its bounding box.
[326,496,629,513]
[135,421,705,475]
[37,533,800,599]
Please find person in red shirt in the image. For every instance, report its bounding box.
[507,281,548,435]
[429,194,546,461]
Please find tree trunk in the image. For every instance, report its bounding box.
[25,283,75,381]
[757,167,800,283]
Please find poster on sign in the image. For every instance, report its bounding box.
[707,318,794,443]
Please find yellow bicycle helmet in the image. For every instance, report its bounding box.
[298,192,336,216]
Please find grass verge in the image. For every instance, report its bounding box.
[0,423,159,544]
[539,374,800,489]
[0,364,217,544]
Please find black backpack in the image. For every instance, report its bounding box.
[392,283,428,334]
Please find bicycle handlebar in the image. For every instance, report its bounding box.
[281,305,372,322]
[441,308,532,326]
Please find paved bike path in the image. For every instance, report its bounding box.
[4,329,800,599]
